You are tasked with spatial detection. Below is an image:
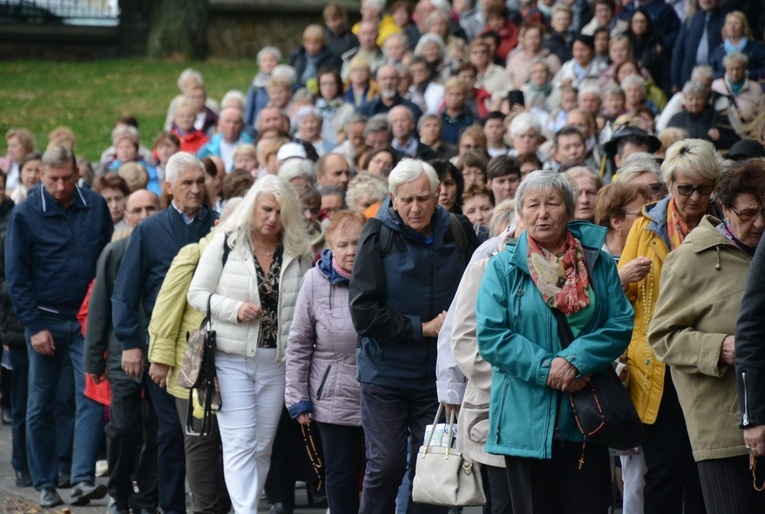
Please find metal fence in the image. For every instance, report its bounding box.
[0,0,120,26]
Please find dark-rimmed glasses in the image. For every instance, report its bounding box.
[675,183,714,196]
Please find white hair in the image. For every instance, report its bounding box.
[271,65,298,87]
[165,151,205,185]
[509,112,542,138]
[414,33,446,57]
[621,74,646,95]
[221,90,246,110]
[363,0,386,12]
[515,170,576,220]
[257,46,283,64]
[219,175,310,257]
[723,51,749,69]
[388,158,440,196]
[177,68,203,90]
[278,158,315,183]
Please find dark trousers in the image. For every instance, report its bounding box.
[145,372,186,514]
[315,421,364,514]
[504,441,611,514]
[265,406,302,508]
[105,371,158,510]
[175,397,231,514]
[697,455,765,514]
[642,373,706,514]
[359,382,440,514]
[484,463,512,514]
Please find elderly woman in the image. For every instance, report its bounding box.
[507,113,545,162]
[245,47,282,130]
[710,10,765,82]
[414,32,455,84]
[615,159,666,203]
[295,106,330,157]
[506,22,561,91]
[667,81,739,151]
[564,166,602,223]
[711,52,764,134]
[476,169,634,514]
[346,172,388,216]
[622,74,659,116]
[647,160,765,514]
[187,176,312,514]
[285,211,365,514]
[618,138,724,514]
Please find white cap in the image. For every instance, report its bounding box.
[276,142,307,162]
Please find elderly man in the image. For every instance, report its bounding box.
[349,159,478,514]
[358,65,423,122]
[84,189,160,514]
[197,107,254,172]
[670,0,725,93]
[256,105,286,136]
[389,105,436,160]
[315,153,352,192]
[364,114,394,150]
[112,152,218,514]
[6,146,113,508]
[341,21,386,81]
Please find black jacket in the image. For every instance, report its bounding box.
[736,232,765,427]
[0,234,24,349]
[290,46,336,88]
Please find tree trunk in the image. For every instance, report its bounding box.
[146,0,209,59]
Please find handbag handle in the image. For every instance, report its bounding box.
[422,403,457,457]
[204,294,213,330]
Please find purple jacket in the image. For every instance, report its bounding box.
[285,250,361,426]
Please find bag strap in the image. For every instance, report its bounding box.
[448,213,468,254]
[551,307,575,350]
[423,403,444,454]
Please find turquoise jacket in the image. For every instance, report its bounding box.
[476,221,634,459]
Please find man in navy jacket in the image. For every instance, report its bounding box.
[112,152,218,514]
[670,0,725,92]
[6,146,113,508]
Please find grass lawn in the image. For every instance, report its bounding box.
[0,58,256,162]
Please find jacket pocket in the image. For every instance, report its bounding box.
[462,401,491,445]
[316,365,332,401]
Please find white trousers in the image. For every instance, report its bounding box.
[215,349,285,514]
[620,450,647,514]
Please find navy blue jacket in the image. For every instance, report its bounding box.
[357,95,423,124]
[618,0,681,50]
[671,7,725,90]
[348,197,478,390]
[440,110,479,146]
[5,185,112,334]
[112,205,218,350]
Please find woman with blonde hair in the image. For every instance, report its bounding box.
[710,11,765,82]
[187,175,312,513]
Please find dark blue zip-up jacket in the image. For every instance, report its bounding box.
[349,196,478,390]
[111,205,217,351]
[5,185,113,334]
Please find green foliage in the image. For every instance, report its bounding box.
[147,0,210,59]
[0,58,256,162]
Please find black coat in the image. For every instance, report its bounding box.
[289,46,336,88]
[0,234,24,349]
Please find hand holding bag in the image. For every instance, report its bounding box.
[412,403,486,507]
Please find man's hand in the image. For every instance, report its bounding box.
[744,425,765,456]
[88,372,106,385]
[121,348,144,380]
[547,357,580,391]
[422,311,447,338]
[149,363,170,388]
[719,335,735,367]
[30,330,55,356]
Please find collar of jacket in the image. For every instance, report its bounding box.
[378,195,452,245]
[39,185,89,214]
[317,249,349,285]
[507,220,607,273]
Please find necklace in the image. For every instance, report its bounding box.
[253,246,276,257]
[639,267,654,409]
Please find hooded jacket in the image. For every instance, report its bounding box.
[285,250,361,426]
[349,196,478,390]
[477,221,634,458]
[649,216,749,461]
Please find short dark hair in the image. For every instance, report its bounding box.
[92,174,130,197]
[555,126,586,149]
[487,155,521,181]
[717,159,765,210]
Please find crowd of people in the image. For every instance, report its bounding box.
[1,0,765,513]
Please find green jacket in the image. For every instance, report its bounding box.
[648,216,749,461]
[476,221,634,458]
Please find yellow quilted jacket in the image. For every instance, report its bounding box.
[618,200,670,424]
[148,234,211,399]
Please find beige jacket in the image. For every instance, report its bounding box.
[648,216,749,461]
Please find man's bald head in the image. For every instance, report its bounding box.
[124,189,160,227]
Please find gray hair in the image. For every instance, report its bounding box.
[385,32,410,49]
[616,163,661,184]
[346,172,388,211]
[417,113,442,132]
[257,46,283,63]
[221,90,246,110]
[509,112,542,138]
[723,51,749,69]
[165,151,205,185]
[529,57,551,74]
[621,74,646,96]
[661,138,722,185]
[601,83,625,100]
[345,113,368,131]
[388,159,440,196]
[682,80,710,97]
[414,33,446,57]
[278,158,315,183]
[219,175,310,257]
[363,114,391,138]
[515,170,576,220]
[177,68,203,90]
[489,199,517,238]
[295,105,322,126]
[363,0,386,12]
[271,64,298,87]
[690,65,714,83]
[622,152,661,175]
[424,8,449,31]
[578,85,602,103]
[42,145,76,170]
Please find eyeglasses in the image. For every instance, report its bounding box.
[675,183,715,196]
[730,206,765,223]
[645,182,667,195]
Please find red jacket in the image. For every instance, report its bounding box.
[174,128,210,154]
[479,20,519,62]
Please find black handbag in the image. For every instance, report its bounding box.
[185,294,221,437]
[551,307,645,451]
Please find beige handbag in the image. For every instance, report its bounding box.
[412,403,486,507]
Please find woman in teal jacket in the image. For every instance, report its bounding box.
[476,170,634,514]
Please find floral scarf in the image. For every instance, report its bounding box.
[666,198,692,251]
[527,230,590,315]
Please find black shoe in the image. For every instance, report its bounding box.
[1,406,11,425]
[56,471,71,489]
[39,488,64,509]
[70,481,107,506]
[14,470,32,487]
[270,502,294,514]
[107,496,131,514]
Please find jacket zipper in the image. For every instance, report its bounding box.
[316,365,332,400]
[514,287,523,326]
[742,371,749,426]
[495,376,510,444]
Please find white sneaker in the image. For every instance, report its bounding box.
[95,459,109,477]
